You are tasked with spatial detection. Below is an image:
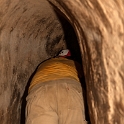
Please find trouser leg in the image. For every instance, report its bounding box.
[26,79,87,124]
[25,82,58,124]
[57,79,87,124]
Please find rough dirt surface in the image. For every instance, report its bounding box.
[0,0,124,124]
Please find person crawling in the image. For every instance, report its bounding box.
[26,49,87,124]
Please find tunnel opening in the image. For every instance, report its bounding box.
[20,3,90,124]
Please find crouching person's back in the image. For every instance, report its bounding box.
[26,49,87,124]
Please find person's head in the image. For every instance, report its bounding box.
[57,49,72,59]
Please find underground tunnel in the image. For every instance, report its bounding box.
[0,0,124,124]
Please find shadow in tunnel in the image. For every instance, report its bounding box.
[56,13,82,64]
[20,68,38,124]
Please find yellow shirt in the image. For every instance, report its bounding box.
[29,57,83,91]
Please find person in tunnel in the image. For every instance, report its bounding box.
[25,49,87,124]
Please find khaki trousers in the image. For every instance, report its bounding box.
[26,79,87,124]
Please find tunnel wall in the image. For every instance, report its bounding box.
[0,0,124,124]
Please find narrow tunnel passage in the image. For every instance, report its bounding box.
[20,8,90,123]
[0,0,124,124]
